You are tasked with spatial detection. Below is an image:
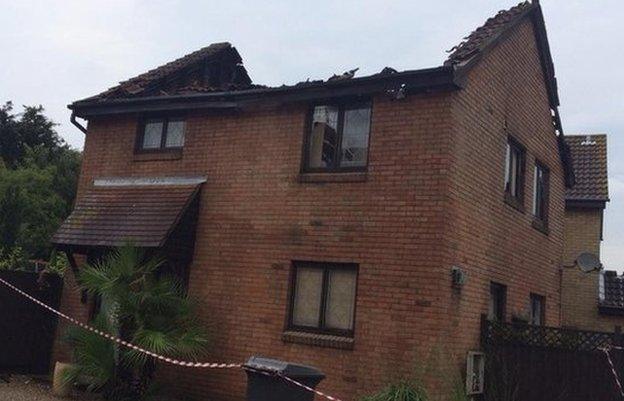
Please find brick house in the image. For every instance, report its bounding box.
[51,1,577,399]
[560,134,620,332]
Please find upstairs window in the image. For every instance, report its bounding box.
[530,293,545,325]
[532,161,550,225]
[488,282,507,322]
[138,117,185,151]
[303,103,371,172]
[504,138,526,207]
[288,261,358,336]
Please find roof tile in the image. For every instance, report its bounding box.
[601,271,624,309]
[445,2,534,66]
[84,42,252,102]
[52,184,200,248]
[565,134,609,202]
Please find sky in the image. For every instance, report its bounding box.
[1,0,623,269]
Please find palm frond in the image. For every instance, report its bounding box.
[63,313,116,392]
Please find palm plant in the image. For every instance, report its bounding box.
[63,245,208,400]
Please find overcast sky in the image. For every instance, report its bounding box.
[1,0,623,269]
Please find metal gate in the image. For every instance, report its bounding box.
[0,270,63,375]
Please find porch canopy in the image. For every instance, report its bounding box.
[52,176,205,251]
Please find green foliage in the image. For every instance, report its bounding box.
[0,167,66,258]
[66,245,207,399]
[0,246,28,270]
[363,345,475,401]
[0,101,81,262]
[45,250,68,276]
[62,313,116,393]
[450,379,471,401]
[363,379,429,401]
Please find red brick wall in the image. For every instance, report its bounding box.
[54,18,566,401]
[57,94,454,400]
[439,19,566,368]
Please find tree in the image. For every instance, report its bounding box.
[0,102,20,169]
[0,101,81,261]
[0,166,66,258]
[64,246,207,400]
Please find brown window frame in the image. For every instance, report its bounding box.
[301,100,373,173]
[489,282,507,322]
[135,115,186,153]
[287,261,358,337]
[532,160,550,231]
[504,137,526,210]
[530,293,545,326]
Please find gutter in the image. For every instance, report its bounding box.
[70,112,87,134]
[68,66,460,118]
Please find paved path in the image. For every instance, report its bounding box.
[0,375,99,400]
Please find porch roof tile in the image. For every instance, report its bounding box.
[52,183,201,248]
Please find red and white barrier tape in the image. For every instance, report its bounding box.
[0,276,345,401]
[601,346,624,399]
[243,366,343,401]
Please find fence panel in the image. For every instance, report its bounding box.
[0,270,63,375]
[483,320,624,401]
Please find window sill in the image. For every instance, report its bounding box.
[298,172,367,184]
[282,331,354,350]
[531,219,549,235]
[133,149,183,162]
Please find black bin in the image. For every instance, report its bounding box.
[245,356,325,401]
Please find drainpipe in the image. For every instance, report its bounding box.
[70,112,87,134]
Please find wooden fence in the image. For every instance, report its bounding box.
[0,270,63,375]
[482,319,624,401]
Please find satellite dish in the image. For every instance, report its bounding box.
[576,252,602,273]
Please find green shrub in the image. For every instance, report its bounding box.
[64,245,207,400]
[0,246,28,270]
[363,379,429,401]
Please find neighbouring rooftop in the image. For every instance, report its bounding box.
[564,135,609,204]
[600,271,624,313]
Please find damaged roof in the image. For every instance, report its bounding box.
[446,2,534,66]
[68,1,572,186]
[84,42,253,102]
[565,135,609,205]
[70,1,556,114]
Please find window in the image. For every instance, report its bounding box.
[303,103,371,172]
[289,262,358,336]
[138,117,185,151]
[530,293,545,325]
[504,138,526,207]
[532,161,550,224]
[488,282,507,322]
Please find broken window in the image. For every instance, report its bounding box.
[304,102,371,171]
[139,117,185,151]
[289,262,358,335]
[307,106,339,169]
[504,137,525,207]
[532,161,550,225]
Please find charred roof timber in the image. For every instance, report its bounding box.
[68,1,573,186]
